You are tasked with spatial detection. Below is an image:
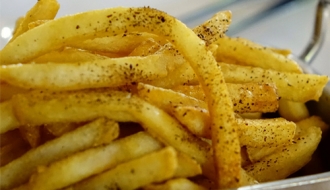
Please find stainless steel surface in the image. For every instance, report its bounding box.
[299,0,330,64]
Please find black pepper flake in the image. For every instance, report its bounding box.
[76,25,80,29]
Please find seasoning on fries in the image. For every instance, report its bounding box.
[0,0,329,189]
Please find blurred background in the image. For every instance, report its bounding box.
[0,0,329,76]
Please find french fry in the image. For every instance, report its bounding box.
[219,62,328,102]
[213,37,302,73]
[172,106,296,147]
[68,147,178,190]
[144,178,206,190]
[9,0,60,43]
[0,100,20,134]
[32,47,108,63]
[137,82,279,114]
[70,32,162,55]
[0,118,119,190]
[24,132,163,190]
[175,152,202,178]
[193,10,232,45]
[244,124,322,182]
[11,89,211,165]
[148,43,198,88]
[278,99,309,122]
[0,54,167,91]
[296,115,329,134]
[44,122,79,137]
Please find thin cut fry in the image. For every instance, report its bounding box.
[0,118,119,190]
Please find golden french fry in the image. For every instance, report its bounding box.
[138,82,279,114]
[278,99,309,122]
[0,100,20,134]
[0,118,119,190]
[219,62,329,102]
[175,152,202,178]
[32,47,108,63]
[24,132,163,190]
[244,124,322,182]
[70,32,161,55]
[148,43,198,88]
[193,10,232,45]
[9,0,60,43]
[296,115,329,133]
[213,37,302,73]
[1,54,167,91]
[68,147,178,190]
[0,8,240,188]
[144,178,207,190]
[172,106,296,147]
[11,89,217,181]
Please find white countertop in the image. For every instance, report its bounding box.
[0,0,329,76]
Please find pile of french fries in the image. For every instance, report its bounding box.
[0,0,329,189]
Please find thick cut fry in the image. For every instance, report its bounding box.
[32,47,108,63]
[9,0,60,43]
[144,178,206,190]
[0,100,20,134]
[24,132,163,190]
[244,124,322,182]
[278,99,309,122]
[1,7,240,188]
[172,106,296,147]
[219,62,328,102]
[193,10,232,45]
[0,118,119,190]
[213,37,302,73]
[0,55,167,91]
[68,147,178,190]
[138,83,279,114]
